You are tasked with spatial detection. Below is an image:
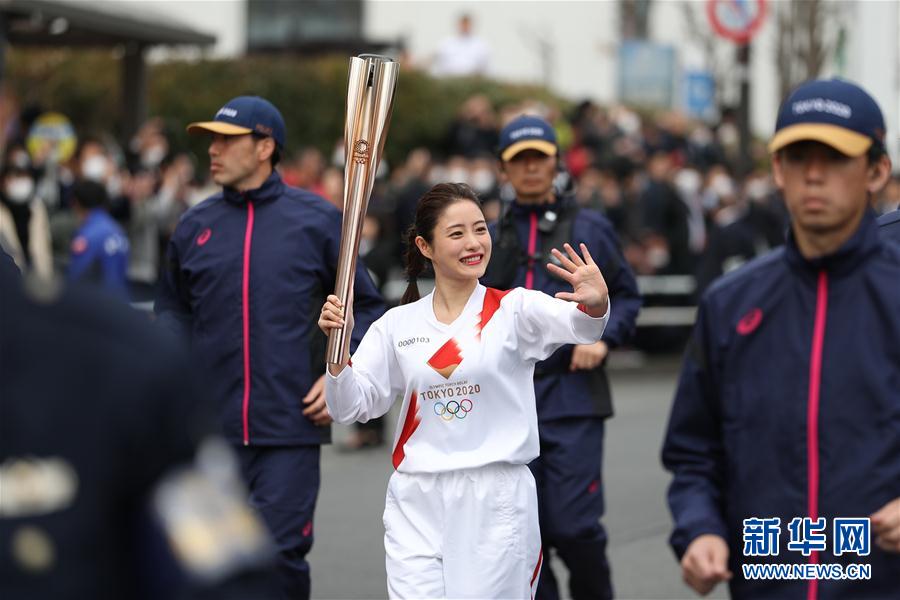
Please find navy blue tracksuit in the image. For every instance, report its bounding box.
[1,267,280,598]
[484,195,642,600]
[155,172,384,599]
[663,211,900,599]
[878,208,900,241]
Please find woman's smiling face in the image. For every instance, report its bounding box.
[416,199,492,284]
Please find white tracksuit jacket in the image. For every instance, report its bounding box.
[326,284,609,472]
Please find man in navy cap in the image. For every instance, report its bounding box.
[663,79,900,598]
[482,114,642,600]
[155,96,385,599]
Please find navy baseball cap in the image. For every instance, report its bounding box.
[187,96,286,149]
[498,115,558,161]
[769,78,885,157]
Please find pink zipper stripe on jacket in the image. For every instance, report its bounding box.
[806,270,828,600]
[525,211,538,289]
[242,201,256,445]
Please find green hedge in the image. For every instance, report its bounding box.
[7,49,566,165]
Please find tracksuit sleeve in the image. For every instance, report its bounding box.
[661,300,729,559]
[153,236,193,342]
[325,316,402,424]
[513,288,609,362]
[0,246,19,278]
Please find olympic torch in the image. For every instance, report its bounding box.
[327,55,398,366]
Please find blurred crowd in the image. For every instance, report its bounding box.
[1,107,216,300]
[3,91,900,303]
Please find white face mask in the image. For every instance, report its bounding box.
[81,155,109,182]
[4,177,34,204]
[446,167,469,185]
[674,169,701,198]
[470,168,496,194]
[141,145,166,169]
[710,173,735,199]
[428,166,447,186]
[106,174,123,199]
[331,146,346,169]
[646,245,670,270]
[745,178,771,202]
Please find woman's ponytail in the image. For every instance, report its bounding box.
[401,224,426,305]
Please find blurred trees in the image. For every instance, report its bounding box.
[6,49,563,165]
[773,0,841,99]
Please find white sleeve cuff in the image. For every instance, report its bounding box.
[571,298,610,343]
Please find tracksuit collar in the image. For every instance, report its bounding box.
[83,208,112,227]
[510,192,573,216]
[785,208,880,278]
[223,170,283,205]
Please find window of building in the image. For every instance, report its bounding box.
[247,0,363,51]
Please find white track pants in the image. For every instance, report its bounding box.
[383,462,543,599]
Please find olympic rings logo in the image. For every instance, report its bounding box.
[352,139,370,164]
[433,399,473,421]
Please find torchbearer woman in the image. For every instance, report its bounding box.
[319,182,610,599]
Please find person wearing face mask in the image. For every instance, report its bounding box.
[74,138,129,223]
[695,170,789,294]
[0,155,53,279]
[481,115,642,600]
[126,118,171,173]
[67,178,129,299]
[639,150,694,275]
[469,156,501,223]
[140,139,168,171]
[468,156,498,197]
[80,151,112,185]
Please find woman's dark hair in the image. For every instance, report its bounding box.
[401,182,482,305]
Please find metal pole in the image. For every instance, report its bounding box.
[121,42,147,146]
[737,42,752,177]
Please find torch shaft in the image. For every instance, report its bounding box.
[326,56,397,365]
